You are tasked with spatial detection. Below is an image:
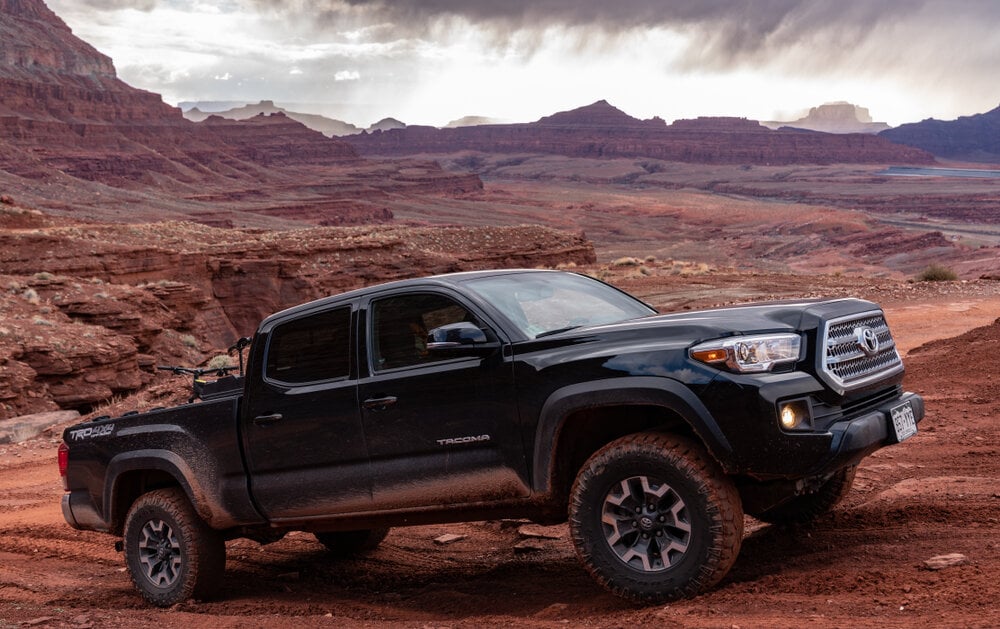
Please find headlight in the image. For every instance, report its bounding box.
[689,333,802,373]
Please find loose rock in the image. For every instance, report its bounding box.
[923,553,969,570]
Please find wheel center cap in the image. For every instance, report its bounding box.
[638,515,655,531]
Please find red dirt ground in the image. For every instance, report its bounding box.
[1,277,998,628]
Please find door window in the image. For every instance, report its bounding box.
[265,307,351,384]
[371,293,475,370]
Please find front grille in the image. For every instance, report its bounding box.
[820,310,903,392]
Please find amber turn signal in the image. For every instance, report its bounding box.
[690,348,728,363]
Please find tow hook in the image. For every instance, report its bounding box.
[114,540,124,552]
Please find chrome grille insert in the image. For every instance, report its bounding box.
[820,311,903,392]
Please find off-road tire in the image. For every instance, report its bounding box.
[123,488,226,607]
[569,432,743,604]
[314,528,390,557]
[750,466,857,525]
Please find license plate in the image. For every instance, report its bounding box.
[890,400,917,442]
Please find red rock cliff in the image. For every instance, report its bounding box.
[0,0,484,227]
[0,0,360,190]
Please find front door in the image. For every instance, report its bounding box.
[358,290,529,510]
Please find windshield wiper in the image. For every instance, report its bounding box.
[535,325,583,339]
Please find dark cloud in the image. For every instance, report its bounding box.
[249,0,1000,70]
[52,0,1000,123]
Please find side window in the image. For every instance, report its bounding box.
[371,293,475,371]
[266,307,351,384]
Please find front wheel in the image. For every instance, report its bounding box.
[123,488,226,607]
[569,433,743,604]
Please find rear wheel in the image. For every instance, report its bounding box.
[750,466,857,524]
[569,433,743,603]
[123,488,225,607]
[314,528,390,557]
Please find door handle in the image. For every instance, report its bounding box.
[253,413,283,426]
[363,396,398,411]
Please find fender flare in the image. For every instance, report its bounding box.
[531,376,734,493]
[105,449,217,531]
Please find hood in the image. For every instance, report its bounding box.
[516,298,881,361]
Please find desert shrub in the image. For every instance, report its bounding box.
[611,256,641,267]
[206,354,233,370]
[22,288,40,305]
[180,334,199,349]
[917,264,958,282]
[33,272,55,281]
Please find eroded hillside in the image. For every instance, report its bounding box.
[0,210,594,419]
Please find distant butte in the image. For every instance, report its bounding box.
[347,100,934,165]
[762,102,891,134]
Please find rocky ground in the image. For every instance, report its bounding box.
[1,270,997,629]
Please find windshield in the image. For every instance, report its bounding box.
[465,272,655,339]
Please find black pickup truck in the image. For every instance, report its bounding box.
[58,269,923,606]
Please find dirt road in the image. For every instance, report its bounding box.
[2,294,998,628]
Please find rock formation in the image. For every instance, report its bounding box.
[368,117,406,132]
[0,0,478,226]
[183,100,363,137]
[762,102,891,134]
[348,100,934,165]
[879,104,1000,163]
[0,213,595,419]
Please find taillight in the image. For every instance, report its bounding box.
[58,442,69,491]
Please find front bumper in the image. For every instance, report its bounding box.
[705,367,925,478]
[822,391,924,473]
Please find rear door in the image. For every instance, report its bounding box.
[357,289,530,510]
[243,303,370,521]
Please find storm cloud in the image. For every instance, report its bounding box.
[45,0,1000,126]
[247,0,999,67]
[63,0,1000,74]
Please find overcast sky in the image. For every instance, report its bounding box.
[47,0,1000,127]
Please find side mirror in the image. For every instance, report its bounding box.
[426,322,499,357]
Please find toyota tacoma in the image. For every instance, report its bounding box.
[58,269,923,605]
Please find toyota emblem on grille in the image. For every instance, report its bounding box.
[855,326,880,357]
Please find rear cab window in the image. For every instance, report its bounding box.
[265,307,351,384]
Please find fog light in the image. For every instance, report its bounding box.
[779,404,800,429]
[778,400,811,430]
